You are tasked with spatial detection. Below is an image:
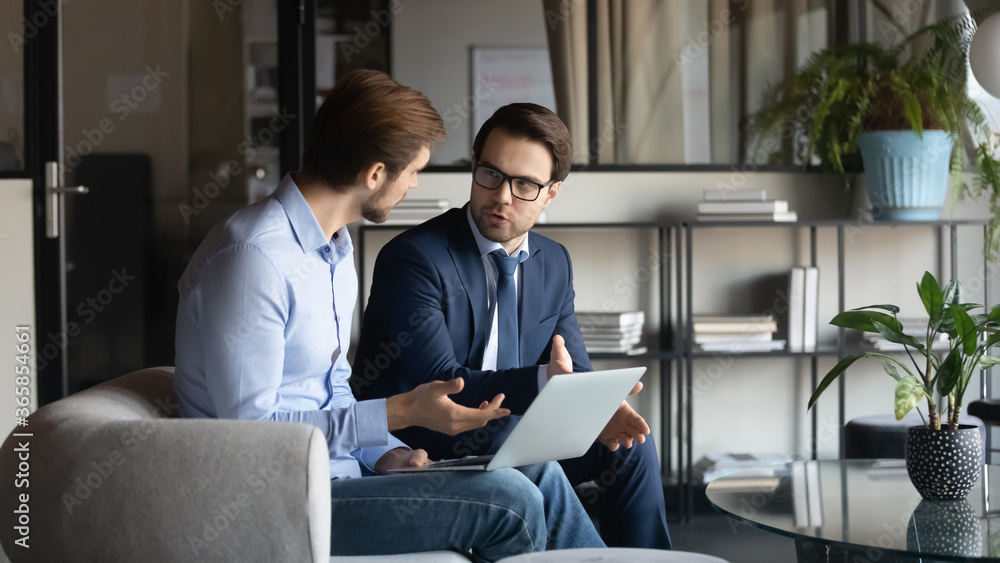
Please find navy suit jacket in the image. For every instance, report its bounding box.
[353,206,591,451]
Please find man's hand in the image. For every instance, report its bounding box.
[547,334,574,379]
[374,447,431,474]
[597,382,649,452]
[387,377,510,435]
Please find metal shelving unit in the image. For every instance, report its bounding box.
[676,218,993,522]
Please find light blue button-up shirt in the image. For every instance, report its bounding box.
[174,174,406,479]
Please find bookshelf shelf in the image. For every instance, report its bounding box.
[675,218,993,522]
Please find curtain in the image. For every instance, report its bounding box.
[545,0,831,165]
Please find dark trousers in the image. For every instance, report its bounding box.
[423,415,672,550]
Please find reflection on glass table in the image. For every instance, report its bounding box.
[705,459,1000,562]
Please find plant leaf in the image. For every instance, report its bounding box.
[873,320,924,351]
[941,280,961,305]
[918,272,944,319]
[831,311,902,333]
[852,304,900,314]
[990,305,1000,324]
[895,376,929,420]
[881,358,902,381]
[986,332,1000,349]
[808,353,865,410]
[979,356,1000,370]
[936,347,963,396]
[950,305,979,356]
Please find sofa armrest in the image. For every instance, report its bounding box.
[1,419,330,563]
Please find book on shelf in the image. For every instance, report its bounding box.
[583,334,642,349]
[693,332,773,344]
[393,198,450,209]
[857,317,949,351]
[702,188,768,202]
[697,211,798,223]
[585,344,648,355]
[576,311,644,329]
[697,340,786,353]
[788,267,806,352]
[692,315,778,334]
[803,267,819,351]
[697,200,789,214]
[580,325,643,338]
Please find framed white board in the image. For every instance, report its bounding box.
[471,47,557,143]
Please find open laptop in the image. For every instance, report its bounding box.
[388,367,646,472]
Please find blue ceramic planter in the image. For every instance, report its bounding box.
[857,131,954,221]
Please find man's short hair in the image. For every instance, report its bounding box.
[302,70,446,191]
[472,103,573,183]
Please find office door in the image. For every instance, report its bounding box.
[12,0,193,406]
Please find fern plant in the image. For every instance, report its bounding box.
[748,3,1000,257]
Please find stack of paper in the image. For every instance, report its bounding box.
[698,188,798,222]
[576,311,646,355]
[692,314,785,352]
[860,317,950,351]
[364,199,450,225]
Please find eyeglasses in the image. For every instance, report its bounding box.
[473,163,553,202]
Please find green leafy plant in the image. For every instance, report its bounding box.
[807,272,1000,431]
[747,3,1000,258]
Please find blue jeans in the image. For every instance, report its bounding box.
[329,461,604,562]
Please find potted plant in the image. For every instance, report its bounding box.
[748,3,1000,256]
[807,271,1000,500]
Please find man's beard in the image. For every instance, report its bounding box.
[360,184,397,223]
[472,206,532,245]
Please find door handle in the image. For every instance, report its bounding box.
[45,161,89,239]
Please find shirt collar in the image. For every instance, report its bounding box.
[465,205,530,260]
[275,173,352,258]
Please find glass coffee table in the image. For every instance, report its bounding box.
[706,459,1000,562]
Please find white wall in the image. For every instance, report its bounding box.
[0,180,35,438]
[392,0,549,165]
[353,167,999,469]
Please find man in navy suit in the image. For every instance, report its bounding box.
[353,103,671,549]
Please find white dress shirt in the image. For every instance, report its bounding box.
[465,207,550,391]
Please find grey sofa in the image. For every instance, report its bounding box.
[0,367,469,562]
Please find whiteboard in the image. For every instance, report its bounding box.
[471,47,557,144]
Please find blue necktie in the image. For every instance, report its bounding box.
[490,249,522,370]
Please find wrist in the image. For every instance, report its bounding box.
[386,393,412,431]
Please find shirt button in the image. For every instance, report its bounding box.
[324,246,331,253]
